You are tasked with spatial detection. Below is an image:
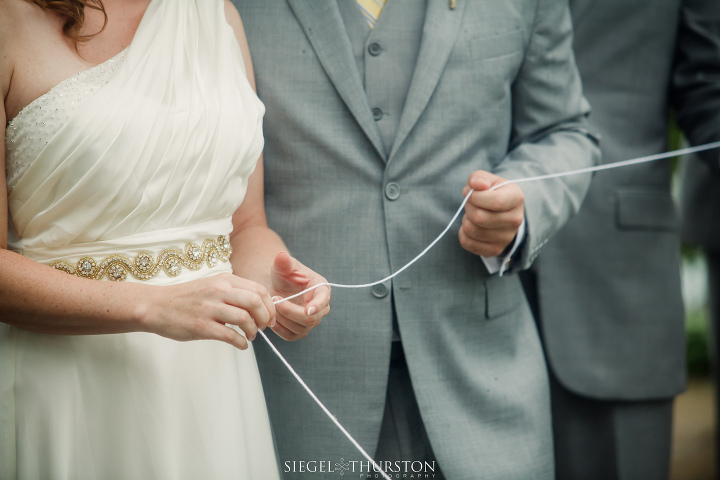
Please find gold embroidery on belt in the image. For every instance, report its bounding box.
[49,235,232,282]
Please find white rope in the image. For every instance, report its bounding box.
[275,188,474,305]
[257,330,392,480]
[489,140,720,191]
[261,141,720,477]
[275,140,720,304]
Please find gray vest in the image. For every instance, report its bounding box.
[337,0,426,155]
[338,0,427,340]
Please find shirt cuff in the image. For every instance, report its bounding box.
[480,217,526,276]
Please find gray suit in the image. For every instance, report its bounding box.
[235,1,599,478]
[525,0,720,478]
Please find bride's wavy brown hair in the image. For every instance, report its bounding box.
[33,0,108,45]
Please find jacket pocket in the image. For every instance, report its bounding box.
[484,274,524,319]
[469,29,525,61]
[614,187,679,231]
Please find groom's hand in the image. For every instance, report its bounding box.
[269,251,331,341]
[460,170,524,257]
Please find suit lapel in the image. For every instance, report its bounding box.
[286,0,386,160]
[389,0,468,160]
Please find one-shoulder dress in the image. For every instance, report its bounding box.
[1,1,281,478]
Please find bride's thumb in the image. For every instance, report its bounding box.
[272,251,295,277]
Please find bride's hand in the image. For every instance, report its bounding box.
[270,251,331,341]
[138,273,276,350]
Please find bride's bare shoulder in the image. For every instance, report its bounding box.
[0,0,26,24]
[1,1,52,82]
[0,0,35,45]
[0,0,25,106]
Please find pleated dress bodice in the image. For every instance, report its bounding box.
[5,0,265,274]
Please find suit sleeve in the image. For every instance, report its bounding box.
[492,0,601,273]
[671,0,720,174]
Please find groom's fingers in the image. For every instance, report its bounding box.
[459,232,509,257]
[468,186,524,213]
[461,215,519,244]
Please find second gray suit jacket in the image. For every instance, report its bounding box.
[532,0,720,401]
[236,0,599,478]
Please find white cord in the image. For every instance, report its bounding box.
[275,140,720,305]
[257,330,392,480]
[489,140,720,191]
[262,140,720,477]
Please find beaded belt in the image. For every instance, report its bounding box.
[49,235,232,282]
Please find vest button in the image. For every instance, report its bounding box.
[368,42,382,56]
[372,107,384,121]
[385,182,400,200]
[371,283,389,298]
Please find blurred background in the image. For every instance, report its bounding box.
[670,126,716,480]
[672,245,714,480]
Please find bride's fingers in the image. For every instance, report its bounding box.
[276,300,318,327]
[269,321,300,341]
[280,305,330,341]
[303,284,331,316]
[212,304,260,341]
[270,251,306,290]
[275,302,330,335]
[272,251,295,277]
[222,285,274,331]
[227,274,276,321]
[203,321,249,350]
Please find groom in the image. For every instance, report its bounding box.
[235,0,599,478]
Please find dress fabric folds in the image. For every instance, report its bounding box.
[1,0,281,478]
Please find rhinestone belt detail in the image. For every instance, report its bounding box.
[49,235,232,282]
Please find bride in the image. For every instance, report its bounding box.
[0,0,331,478]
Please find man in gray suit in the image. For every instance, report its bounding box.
[235,1,599,478]
[523,0,720,478]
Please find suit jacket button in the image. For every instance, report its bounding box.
[368,42,382,56]
[372,107,384,121]
[372,283,389,298]
[385,182,400,200]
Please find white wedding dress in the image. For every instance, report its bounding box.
[1,1,281,478]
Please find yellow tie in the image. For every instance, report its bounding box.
[356,0,387,28]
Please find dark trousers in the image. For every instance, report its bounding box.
[548,374,673,480]
[522,270,673,480]
[375,341,446,479]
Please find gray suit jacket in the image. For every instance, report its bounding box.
[530,0,720,401]
[235,1,599,478]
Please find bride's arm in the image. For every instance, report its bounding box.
[0,59,272,349]
[225,3,331,340]
[230,157,331,341]
[0,3,275,350]
[0,43,147,336]
[0,158,273,349]
[0,162,274,350]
